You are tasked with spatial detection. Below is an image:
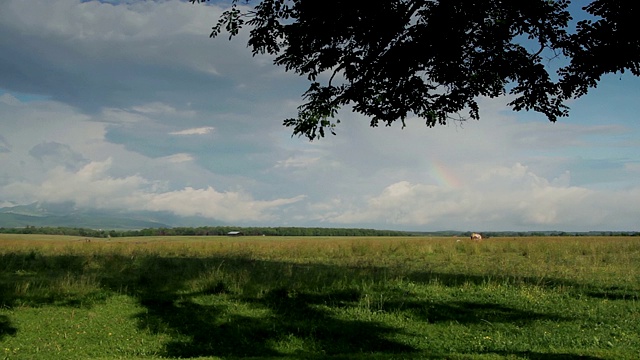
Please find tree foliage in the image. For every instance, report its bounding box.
[192,0,640,140]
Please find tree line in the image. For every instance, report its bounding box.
[1,226,638,238]
[0,226,411,238]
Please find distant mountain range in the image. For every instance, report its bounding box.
[0,202,224,229]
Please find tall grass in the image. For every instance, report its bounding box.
[1,235,639,359]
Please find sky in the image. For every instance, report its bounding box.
[1,0,639,232]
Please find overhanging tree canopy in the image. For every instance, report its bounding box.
[193,0,640,140]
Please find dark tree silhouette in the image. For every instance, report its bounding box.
[192,0,640,140]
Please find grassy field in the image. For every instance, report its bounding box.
[0,234,639,359]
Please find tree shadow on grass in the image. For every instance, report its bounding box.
[583,287,640,301]
[131,264,416,358]
[257,287,414,356]
[135,287,416,358]
[127,258,578,358]
[407,270,571,289]
[0,315,18,340]
[405,270,637,301]
[135,291,282,358]
[381,298,568,325]
[0,251,620,358]
[485,350,604,359]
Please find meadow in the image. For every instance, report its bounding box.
[0,234,639,359]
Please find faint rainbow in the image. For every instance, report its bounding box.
[429,160,463,188]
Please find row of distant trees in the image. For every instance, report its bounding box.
[0,226,410,238]
[0,226,638,238]
[475,231,640,237]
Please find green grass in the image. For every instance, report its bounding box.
[1,235,639,359]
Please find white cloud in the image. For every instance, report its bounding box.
[161,153,194,163]
[3,159,150,208]
[131,102,196,117]
[0,0,219,41]
[274,156,320,169]
[0,93,20,105]
[169,127,215,136]
[2,158,306,223]
[315,163,640,231]
[29,141,89,171]
[142,187,306,222]
[0,95,106,185]
[0,94,278,217]
[100,107,152,124]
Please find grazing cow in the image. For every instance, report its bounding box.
[470,233,482,241]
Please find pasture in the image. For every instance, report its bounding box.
[0,234,639,359]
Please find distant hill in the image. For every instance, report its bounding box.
[0,202,223,230]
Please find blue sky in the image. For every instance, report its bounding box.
[1,0,639,231]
